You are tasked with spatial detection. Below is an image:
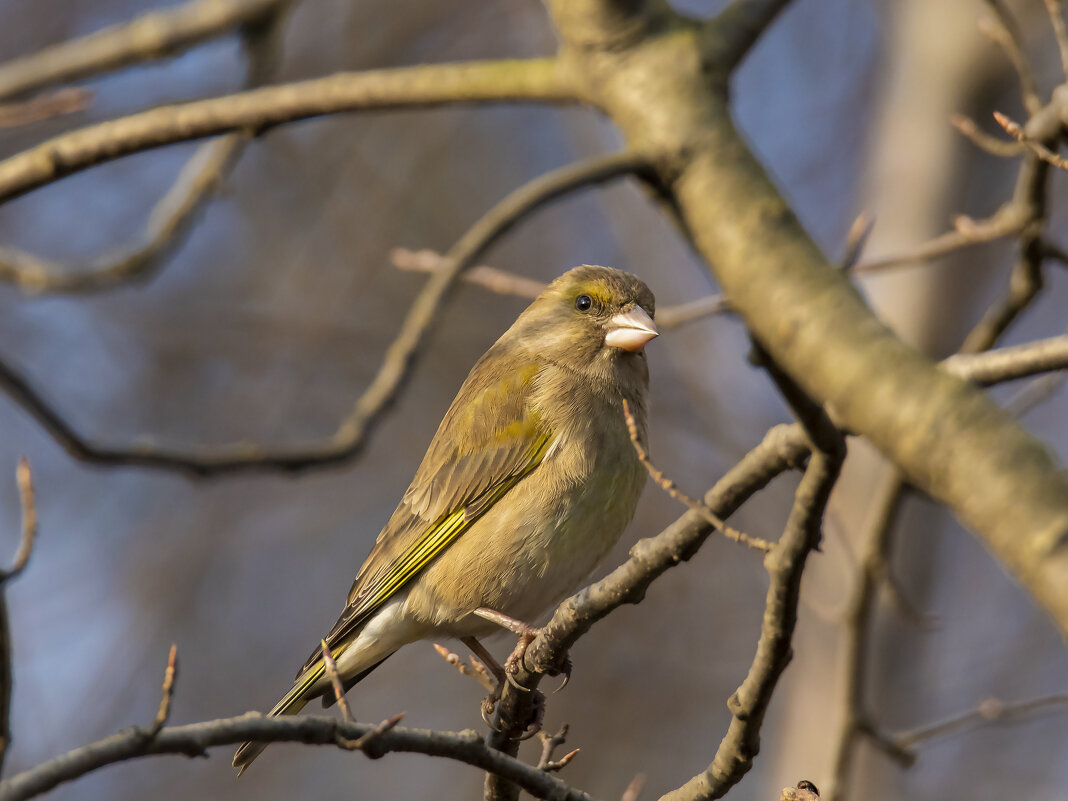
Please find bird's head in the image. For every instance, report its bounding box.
[506,265,657,389]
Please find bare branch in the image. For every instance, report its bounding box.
[839,212,875,272]
[0,714,597,801]
[621,774,646,801]
[942,335,1068,384]
[980,1,1041,114]
[0,151,648,477]
[854,203,1025,272]
[149,645,179,736]
[950,113,1024,157]
[433,643,498,693]
[1043,0,1068,80]
[895,692,1068,748]
[0,0,285,102]
[623,399,772,552]
[993,110,1068,170]
[0,15,284,294]
[536,725,578,772]
[1004,370,1067,416]
[392,248,730,329]
[0,89,91,128]
[0,58,576,204]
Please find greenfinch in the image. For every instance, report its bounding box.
[234,265,657,773]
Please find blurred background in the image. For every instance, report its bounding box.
[0,1,1066,800]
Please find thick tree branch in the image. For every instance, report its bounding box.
[0,0,285,102]
[703,0,795,71]
[0,58,576,204]
[0,714,597,801]
[0,151,649,476]
[547,1,1068,633]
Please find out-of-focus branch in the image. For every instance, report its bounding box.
[894,692,1068,749]
[942,335,1068,383]
[0,458,38,776]
[0,151,649,477]
[0,0,285,102]
[0,89,91,128]
[0,58,576,204]
[950,113,1024,157]
[391,248,730,329]
[0,713,596,801]
[701,0,795,71]
[0,14,284,294]
[980,0,1041,114]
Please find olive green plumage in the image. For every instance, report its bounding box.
[233,265,657,773]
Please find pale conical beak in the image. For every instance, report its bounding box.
[605,306,659,352]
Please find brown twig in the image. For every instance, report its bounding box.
[621,773,646,801]
[320,640,354,724]
[148,645,179,736]
[340,712,407,753]
[839,211,875,272]
[950,113,1024,158]
[536,725,579,772]
[942,335,1068,383]
[894,692,1068,748]
[0,89,91,128]
[0,458,38,777]
[0,150,649,477]
[391,247,730,330]
[992,111,1068,171]
[433,643,498,693]
[0,713,595,801]
[622,399,772,552]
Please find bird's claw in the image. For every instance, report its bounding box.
[517,690,546,740]
[552,655,572,693]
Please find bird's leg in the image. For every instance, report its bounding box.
[460,636,506,728]
[472,607,541,677]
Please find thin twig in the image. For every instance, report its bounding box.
[623,400,772,552]
[1004,370,1067,416]
[980,1,1042,114]
[0,0,284,102]
[950,113,1024,158]
[942,335,1068,383]
[320,641,354,724]
[392,248,730,329]
[433,643,497,693]
[0,713,596,801]
[992,111,1068,171]
[1043,0,1068,79]
[621,773,646,801]
[895,692,1068,748]
[339,712,406,752]
[148,645,179,736]
[0,151,649,477]
[536,725,578,772]
[839,211,875,272]
[0,89,91,128]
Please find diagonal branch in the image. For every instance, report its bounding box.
[0,58,577,204]
[0,151,651,477]
[703,0,796,71]
[0,713,597,801]
[0,13,284,294]
[0,0,285,102]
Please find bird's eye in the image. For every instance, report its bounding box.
[575,294,593,312]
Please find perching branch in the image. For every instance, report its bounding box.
[0,58,576,204]
[0,713,598,801]
[0,150,650,476]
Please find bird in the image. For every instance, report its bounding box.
[233,264,658,773]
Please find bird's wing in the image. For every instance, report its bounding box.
[298,356,551,676]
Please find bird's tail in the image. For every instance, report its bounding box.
[232,659,326,776]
